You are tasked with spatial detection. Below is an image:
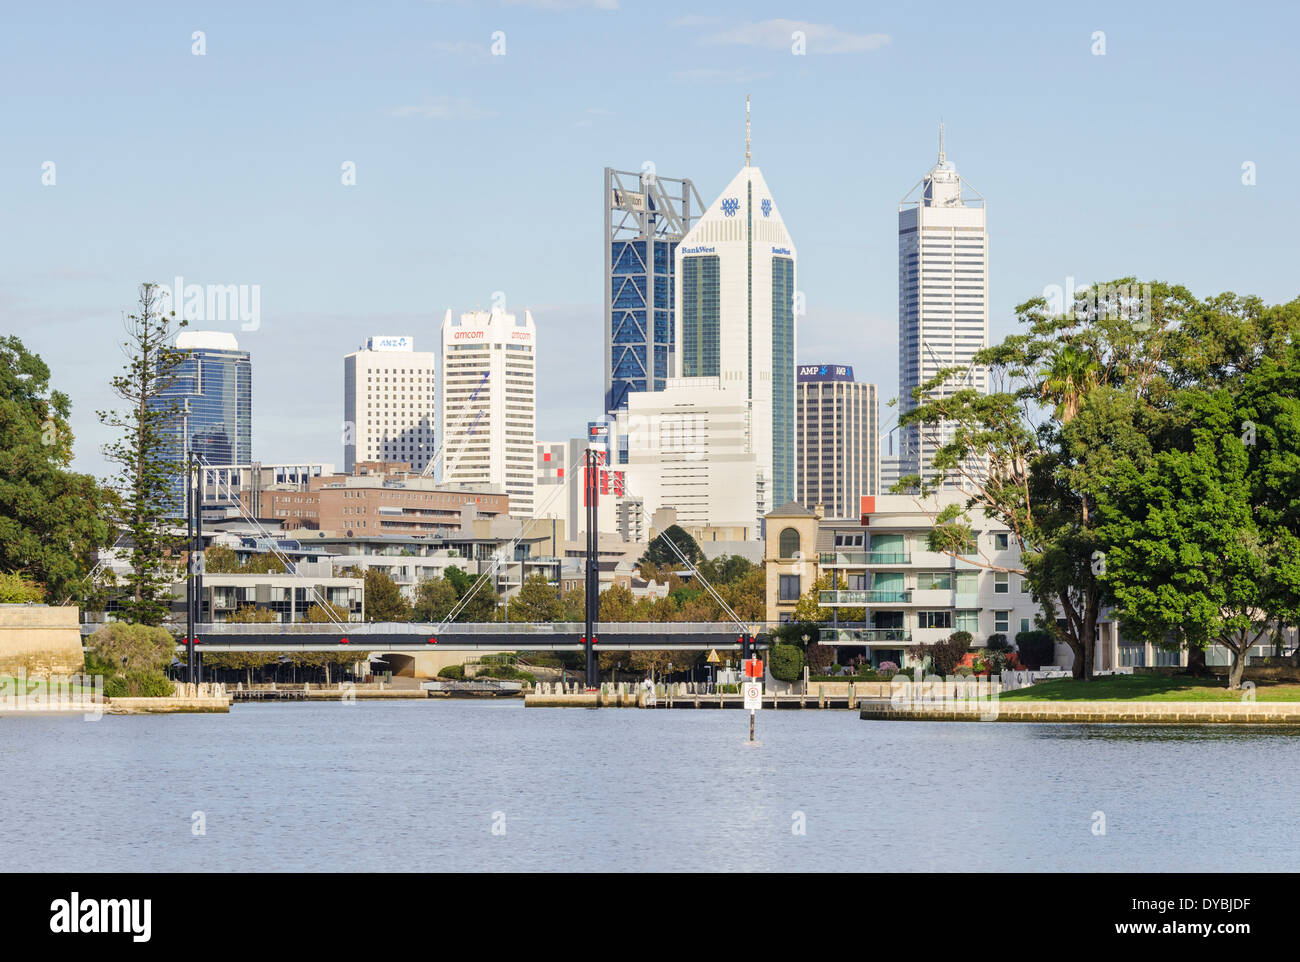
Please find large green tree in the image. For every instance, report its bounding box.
[412,576,458,622]
[97,283,188,624]
[0,336,113,602]
[1099,394,1263,688]
[203,544,241,573]
[638,525,703,568]
[791,573,866,624]
[507,572,563,622]
[1098,351,1300,688]
[898,279,1186,679]
[363,568,411,622]
[441,565,500,622]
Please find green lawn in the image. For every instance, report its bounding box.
[998,674,1300,702]
[0,675,99,695]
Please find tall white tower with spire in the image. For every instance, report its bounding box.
[896,124,988,489]
[672,97,797,525]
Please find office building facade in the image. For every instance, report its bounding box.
[898,127,988,487]
[440,308,537,517]
[157,330,252,513]
[343,335,436,474]
[796,364,879,518]
[605,167,704,417]
[619,376,758,534]
[674,142,796,522]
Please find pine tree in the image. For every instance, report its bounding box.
[97,283,188,625]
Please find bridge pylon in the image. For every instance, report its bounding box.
[583,447,599,691]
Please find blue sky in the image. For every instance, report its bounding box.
[4,0,1297,477]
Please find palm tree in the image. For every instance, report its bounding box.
[1040,343,1100,422]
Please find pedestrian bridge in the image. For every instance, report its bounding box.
[162,622,771,653]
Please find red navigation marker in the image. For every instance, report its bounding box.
[427,637,438,645]
[744,657,763,679]
[339,638,349,645]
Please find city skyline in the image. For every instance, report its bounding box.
[6,2,1295,482]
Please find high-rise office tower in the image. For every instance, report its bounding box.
[343,335,437,473]
[157,330,252,513]
[796,364,879,517]
[619,376,758,533]
[440,308,537,517]
[605,167,705,422]
[674,99,797,523]
[897,125,988,487]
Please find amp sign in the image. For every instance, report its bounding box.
[797,364,853,383]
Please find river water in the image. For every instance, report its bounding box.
[3,701,1296,872]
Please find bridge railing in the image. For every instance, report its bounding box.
[191,621,774,636]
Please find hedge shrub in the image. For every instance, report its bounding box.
[768,644,804,682]
[1015,630,1056,669]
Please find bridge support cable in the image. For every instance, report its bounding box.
[433,444,590,633]
[197,455,348,629]
[421,370,489,479]
[651,527,749,641]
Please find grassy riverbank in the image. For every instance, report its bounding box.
[1000,674,1300,702]
[0,674,98,694]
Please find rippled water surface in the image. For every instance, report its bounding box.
[3,701,1297,871]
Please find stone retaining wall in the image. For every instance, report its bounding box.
[0,605,84,675]
[107,682,231,714]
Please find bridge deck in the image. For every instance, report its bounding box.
[132,622,770,652]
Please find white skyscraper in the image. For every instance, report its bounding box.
[343,335,436,473]
[440,307,537,517]
[898,126,988,488]
[673,100,797,525]
[619,376,758,533]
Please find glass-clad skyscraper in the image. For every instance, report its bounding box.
[604,167,704,418]
[155,331,252,514]
[674,138,797,522]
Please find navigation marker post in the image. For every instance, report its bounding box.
[743,679,762,741]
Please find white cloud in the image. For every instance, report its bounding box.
[688,19,891,54]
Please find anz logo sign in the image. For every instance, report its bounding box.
[761,198,772,218]
[720,197,740,217]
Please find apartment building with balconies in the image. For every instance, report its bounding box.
[765,493,1038,669]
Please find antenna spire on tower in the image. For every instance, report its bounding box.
[745,94,752,166]
[938,120,946,165]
